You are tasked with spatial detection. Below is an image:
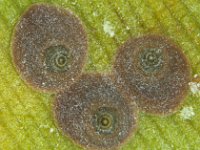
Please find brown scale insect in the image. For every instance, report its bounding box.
[12,4,87,92]
[113,35,191,115]
[54,73,138,150]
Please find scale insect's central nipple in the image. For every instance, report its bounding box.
[140,48,163,73]
[100,116,110,127]
[45,45,70,72]
[55,54,68,68]
[94,109,115,134]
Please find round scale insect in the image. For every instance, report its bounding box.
[113,35,191,115]
[54,73,138,150]
[12,4,87,92]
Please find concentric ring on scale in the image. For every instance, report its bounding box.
[54,73,138,150]
[113,35,191,115]
[12,4,87,92]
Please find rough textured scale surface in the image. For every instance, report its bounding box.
[12,3,87,92]
[1,0,200,149]
[113,35,191,115]
[54,74,138,150]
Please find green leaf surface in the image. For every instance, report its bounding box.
[0,0,200,149]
